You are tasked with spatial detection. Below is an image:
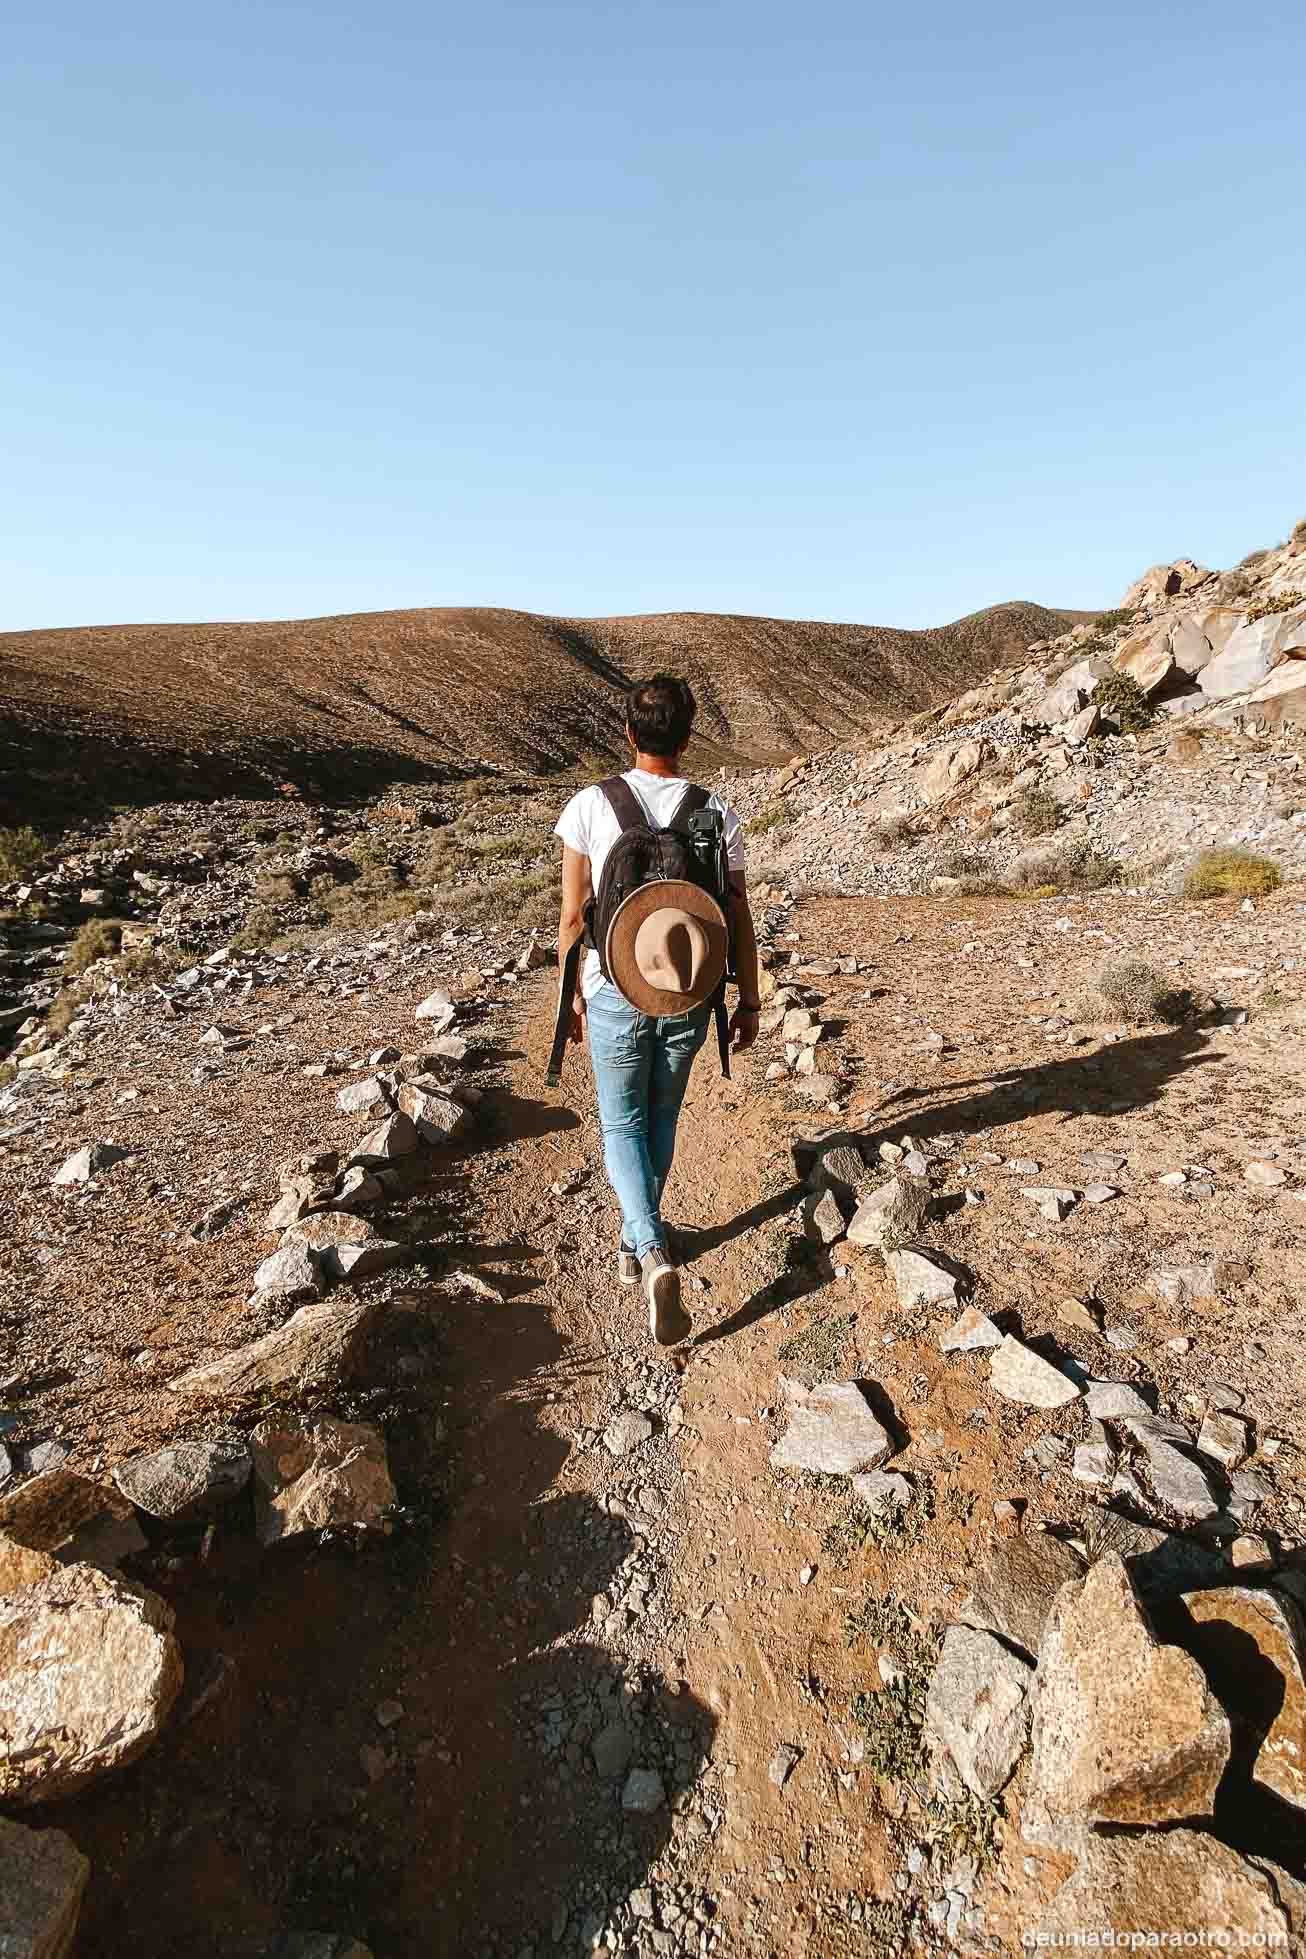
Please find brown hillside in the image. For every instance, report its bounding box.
[0,597,1085,823]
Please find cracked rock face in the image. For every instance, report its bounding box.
[1023,1553,1230,1848]
[1173,1585,1306,1814]
[1035,1829,1304,1947]
[250,1417,395,1546]
[924,1624,1031,1797]
[0,1815,89,1959]
[0,1563,183,1805]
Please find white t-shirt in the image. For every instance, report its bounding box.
[555,769,745,1001]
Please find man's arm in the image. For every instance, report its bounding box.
[728,872,762,1052]
[558,845,592,1045]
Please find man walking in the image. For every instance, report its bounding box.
[554,675,761,1344]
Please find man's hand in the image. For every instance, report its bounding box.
[729,1003,760,1052]
[566,996,586,1045]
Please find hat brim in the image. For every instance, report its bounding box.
[604,881,728,1017]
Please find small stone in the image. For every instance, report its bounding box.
[52,1141,130,1186]
[592,1721,634,1778]
[250,1416,395,1545]
[960,1534,1085,1657]
[1197,1410,1250,1470]
[1105,1324,1138,1351]
[851,1470,912,1512]
[249,1242,321,1303]
[604,1411,654,1457]
[1147,1262,1217,1304]
[351,1112,418,1163]
[621,1767,666,1813]
[1073,1435,1116,1487]
[989,1337,1080,1409]
[1245,1161,1287,1188]
[0,1815,89,1959]
[1229,1535,1274,1572]
[768,1744,801,1789]
[885,1247,968,1309]
[803,1188,847,1246]
[1057,1296,1103,1333]
[1084,1379,1152,1421]
[1122,1416,1221,1521]
[1081,1184,1120,1205]
[112,1440,252,1522]
[939,1306,1002,1353]
[1021,1186,1078,1222]
[846,1177,929,1251]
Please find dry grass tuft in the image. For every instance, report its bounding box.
[1183,848,1282,900]
[64,919,123,974]
[0,825,48,880]
[1092,957,1185,1025]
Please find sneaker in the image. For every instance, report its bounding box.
[616,1245,641,1287]
[641,1251,691,1347]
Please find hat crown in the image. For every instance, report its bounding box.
[634,909,709,994]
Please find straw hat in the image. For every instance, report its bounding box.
[604,880,728,1017]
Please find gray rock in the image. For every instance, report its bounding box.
[621,1767,666,1813]
[885,1247,968,1308]
[591,1720,634,1778]
[803,1187,848,1246]
[989,1336,1080,1408]
[1081,1184,1120,1205]
[112,1440,252,1522]
[1084,1379,1153,1422]
[0,1815,89,1959]
[939,1306,1002,1353]
[250,1242,321,1303]
[769,1377,891,1477]
[1122,1416,1222,1521]
[1147,1261,1218,1304]
[1080,1150,1127,1174]
[415,988,456,1028]
[768,1743,801,1788]
[846,1177,930,1251]
[397,1081,468,1142]
[351,1112,418,1163]
[335,1076,392,1116]
[808,1143,872,1196]
[51,1142,130,1186]
[1073,1430,1116,1487]
[324,1238,412,1283]
[925,1624,1031,1796]
[1021,1186,1079,1222]
[851,1469,912,1511]
[604,1410,654,1457]
[168,1297,383,1399]
[959,1534,1084,1657]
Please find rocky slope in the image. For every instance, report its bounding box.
[0,598,1085,828]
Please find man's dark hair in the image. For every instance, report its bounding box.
[625,674,696,757]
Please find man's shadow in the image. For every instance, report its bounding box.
[52,1093,715,1959]
[685,1025,1216,1346]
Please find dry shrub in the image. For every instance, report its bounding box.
[0,825,49,880]
[1010,840,1120,894]
[1246,589,1305,623]
[874,812,915,850]
[1184,848,1282,900]
[1093,957,1185,1025]
[750,801,789,836]
[1013,785,1062,837]
[253,871,303,904]
[46,983,91,1038]
[64,919,123,974]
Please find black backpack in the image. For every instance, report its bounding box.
[547,776,735,1085]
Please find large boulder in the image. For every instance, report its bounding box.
[925,1624,1031,1796]
[1113,623,1175,695]
[1199,602,1306,699]
[167,1297,383,1400]
[251,1417,395,1546]
[1035,1831,1302,1946]
[0,1563,183,1804]
[769,1378,891,1477]
[0,1469,145,1575]
[1120,558,1212,610]
[919,738,988,804]
[1172,1585,1306,1812]
[0,1816,89,1959]
[1023,1553,1230,1848]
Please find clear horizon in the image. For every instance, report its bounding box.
[3,0,1303,636]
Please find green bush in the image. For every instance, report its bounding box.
[750,801,790,836]
[0,826,47,881]
[1092,670,1156,733]
[1094,607,1135,633]
[1184,848,1282,900]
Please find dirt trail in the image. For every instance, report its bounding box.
[39,885,1306,1956]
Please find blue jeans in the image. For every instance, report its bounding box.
[586,983,711,1259]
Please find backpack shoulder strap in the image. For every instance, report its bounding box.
[668,782,710,829]
[598,776,650,832]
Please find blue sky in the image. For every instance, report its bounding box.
[3,0,1303,632]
